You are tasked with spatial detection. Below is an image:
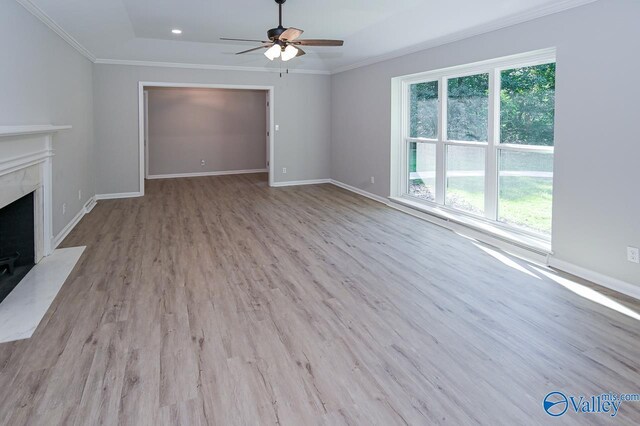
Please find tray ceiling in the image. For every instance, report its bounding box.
[21,0,596,73]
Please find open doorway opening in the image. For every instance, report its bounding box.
[138,83,274,195]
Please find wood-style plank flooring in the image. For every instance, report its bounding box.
[1,173,639,425]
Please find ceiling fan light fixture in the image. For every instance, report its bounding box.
[264,44,281,60]
[224,0,343,61]
[281,45,299,61]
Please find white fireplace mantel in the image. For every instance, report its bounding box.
[0,124,71,261]
[0,125,72,138]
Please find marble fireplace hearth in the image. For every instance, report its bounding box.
[0,125,85,343]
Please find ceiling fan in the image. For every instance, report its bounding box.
[220,0,344,62]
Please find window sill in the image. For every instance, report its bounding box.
[388,196,552,255]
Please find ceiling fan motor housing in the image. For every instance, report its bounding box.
[267,27,286,41]
[223,0,343,58]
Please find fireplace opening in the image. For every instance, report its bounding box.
[0,191,35,304]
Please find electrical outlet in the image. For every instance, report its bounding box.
[275,124,280,131]
[201,160,206,167]
[78,190,82,200]
[627,247,640,264]
[370,176,375,184]
[62,203,66,215]
[282,167,287,174]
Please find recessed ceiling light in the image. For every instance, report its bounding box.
[171,29,182,35]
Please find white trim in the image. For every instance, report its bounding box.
[95,192,143,200]
[53,206,83,248]
[328,178,549,263]
[548,258,640,301]
[397,48,556,84]
[95,59,331,75]
[17,0,594,76]
[389,196,551,254]
[147,169,268,180]
[139,82,275,193]
[268,89,275,188]
[391,49,556,243]
[388,197,550,264]
[332,0,597,74]
[52,195,96,248]
[271,179,330,187]
[330,180,388,204]
[0,125,72,138]
[0,126,70,258]
[144,91,149,179]
[329,178,640,302]
[84,196,97,213]
[0,150,52,178]
[138,83,145,196]
[15,0,96,62]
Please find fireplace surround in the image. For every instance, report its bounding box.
[0,125,71,294]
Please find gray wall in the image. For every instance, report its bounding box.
[94,65,331,193]
[0,1,94,236]
[146,87,267,176]
[331,0,640,286]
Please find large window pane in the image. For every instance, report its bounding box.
[408,142,436,201]
[447,74,489,141]
[409,81,438,139]
[498,150,553,235]
[500,63,555,146]
[445,145,485,215]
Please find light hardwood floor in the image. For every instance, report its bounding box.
[1,173,639,425]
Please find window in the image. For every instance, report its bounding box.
[447,74,489,142]
[409,81,438,139]
[446,145,485,214]
[395,50,556,239]
[408,141,436,201]
[497,62,555,235]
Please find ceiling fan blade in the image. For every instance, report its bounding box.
[295,47,306,57]
[280,27,303,42]
[293,39,344,47]
[236,45,270,55]
[221,37,270,43]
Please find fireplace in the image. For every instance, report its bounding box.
[0,125,85,343]
[0,125,71,305]
[0,191,36,303]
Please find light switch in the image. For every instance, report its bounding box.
[275,124,280,131]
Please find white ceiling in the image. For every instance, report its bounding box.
[23,0,594,73]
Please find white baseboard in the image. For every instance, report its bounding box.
[147,169,267,180]
[329,179,550,263]
[95,192,143,200]
[329,180,389,204]
[548,258,640,301]
[84,196,97,213]
[329,179,639,301]
[52,196,96,249]
[271,179,331,187]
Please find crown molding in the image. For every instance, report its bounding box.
[17,0,598,76]
[330,0,599,74]
[15,0,96,62]
[94,58,331,75]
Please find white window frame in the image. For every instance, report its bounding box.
[391,48,556,242]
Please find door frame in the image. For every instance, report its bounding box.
[137,81,275,196]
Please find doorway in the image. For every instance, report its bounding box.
[138,82,275,195]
